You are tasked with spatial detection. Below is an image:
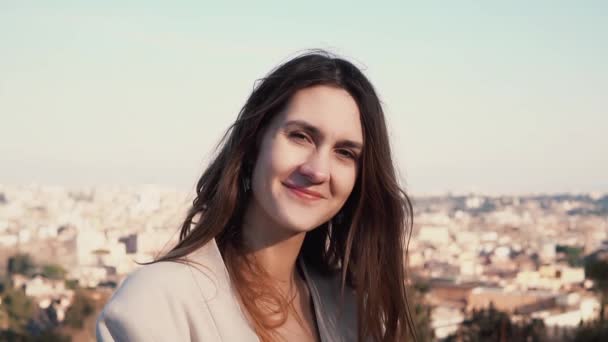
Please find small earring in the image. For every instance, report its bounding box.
[242,175,251,192]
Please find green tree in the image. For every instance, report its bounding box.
[1,288,35,334]
[410,281,434,341]
[0,329,71,342]
[34,330,72,342]
[41,265,66,280]
[556,245,584,267]
[446,304,547,342]
[63,291,95,329]
[571,320,608,342]
[0,274,9,293]
[64,279,78,290]
[7,254,36,276]
[585,251,608,322]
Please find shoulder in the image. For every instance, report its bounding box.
[96,261,195,341]
[97,243,231,341]
[104,260,193,307]
[103,240,230,308]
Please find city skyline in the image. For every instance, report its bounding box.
[1,1,607,195]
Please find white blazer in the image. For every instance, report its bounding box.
[96,239,358,341]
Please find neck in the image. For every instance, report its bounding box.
[241,198,306,284]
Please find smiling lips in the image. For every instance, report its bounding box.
[282,182,325,201]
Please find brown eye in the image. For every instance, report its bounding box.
[337,149,356,160]
[289,131,310,143]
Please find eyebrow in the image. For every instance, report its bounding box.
[283,119,363,150]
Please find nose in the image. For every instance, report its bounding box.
[299,152,330,184]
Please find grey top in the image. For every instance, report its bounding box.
[298,255,358,342]
[96,239,358,341]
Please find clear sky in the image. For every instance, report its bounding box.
[1,1,607,195]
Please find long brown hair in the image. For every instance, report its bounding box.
[150,50,417,341]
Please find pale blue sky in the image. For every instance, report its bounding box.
[1,1,607,195]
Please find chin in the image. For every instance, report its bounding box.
[276,211,325,234]
[274,194,330,232]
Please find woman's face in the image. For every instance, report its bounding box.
[249,85,363,235]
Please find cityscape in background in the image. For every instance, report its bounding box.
[3,2,606,341]
[1,184,607,341]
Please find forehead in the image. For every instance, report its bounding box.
[278,85,363,143]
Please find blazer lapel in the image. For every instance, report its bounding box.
[187,239,260,342]
[185,239,358,342]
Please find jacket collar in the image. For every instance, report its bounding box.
[187,238,358,342]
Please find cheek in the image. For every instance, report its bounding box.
[252,136,301,188]
[332,166,358,202]
[268,138,308,177]
[252,154,274,194]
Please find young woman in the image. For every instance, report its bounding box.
[96,50,416,342]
